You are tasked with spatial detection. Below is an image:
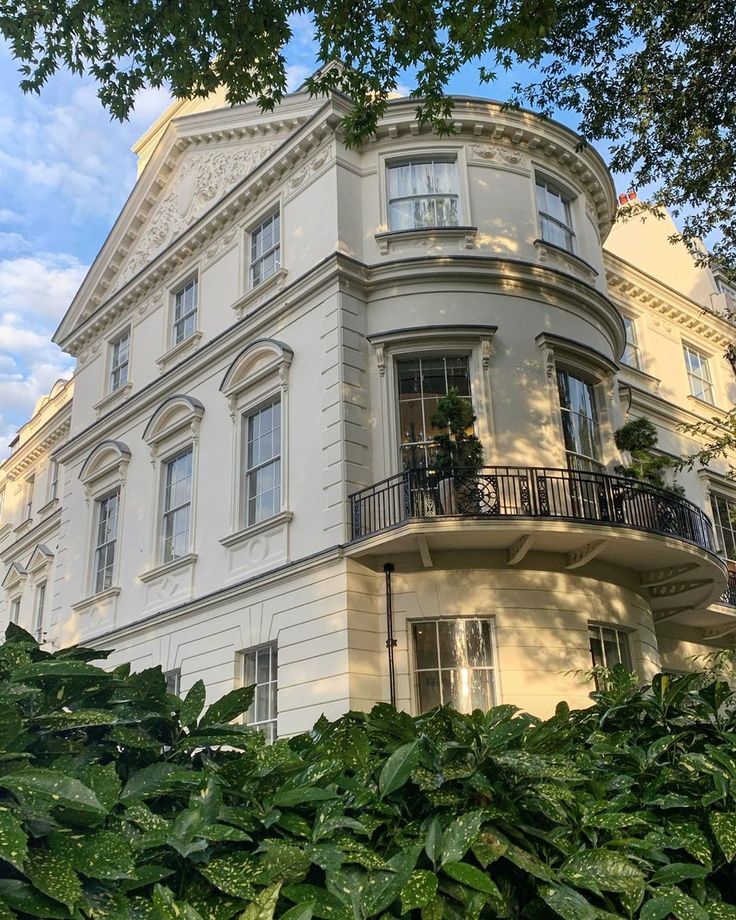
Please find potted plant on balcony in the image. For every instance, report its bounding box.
[613,417,685,532]
[430,389,485,514]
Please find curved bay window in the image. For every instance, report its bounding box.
[397,355,471,469]
[535,176,576,252]
[557,370,602,472]
[412,618,497,713]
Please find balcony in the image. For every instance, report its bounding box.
[719,571,736,607]
[347,466,727,619]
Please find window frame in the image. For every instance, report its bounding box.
[92,489,121,595]
[24,475,35,521]
[535,173,577,254]
[171,275,199,347]
[410,616,499,715]
[588,621,633,673]
[160,446,194,565]
[556,367,603,472]
[621,314,642,370]
[240,641,278,743]
[9,597,21,625]
[710,491,736,563]
[33,581,46,642]
[164,668,181,695]
[242,397,282,528]
[683,342,716,405]
[386,155,462,232]
[48,459,60,503]
[395,353,474,470]
[248,208,281,289]
[108,327,131,394]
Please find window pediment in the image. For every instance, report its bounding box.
[220,338,293,399]
[26,544,54,575]
[79,440,132,488]
[2,562,27,590]
[536,332,618,383]
[143,395,205,447]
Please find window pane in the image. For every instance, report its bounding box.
[413,621,438,669]
[417,671,442,711]
[242,643,277,741]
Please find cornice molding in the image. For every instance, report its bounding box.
[604,253,736,351]
[3,414,71,481]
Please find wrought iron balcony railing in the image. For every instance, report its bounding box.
[720,571,736,607]
[349,466,717,553]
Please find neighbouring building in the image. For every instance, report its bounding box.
[2,81,736,734]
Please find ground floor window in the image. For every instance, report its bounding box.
[588,622,632,672]
[164,669,181,695]
[241,642,278,742]
[412,617,496,713]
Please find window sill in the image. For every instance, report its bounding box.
[37,498,60,519]
[157,332,203,371]
[71,585,121,613]
[232,268,288,316]
[533,239,598,279]
[618,364,660,391]
[687,395,724,416]
[13,518,33,536]
[375,226,477,255]
[94,382,133,416]
[139,553,198,583]
[220,510,293,548]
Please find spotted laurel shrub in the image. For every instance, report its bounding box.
[1,625,736,919]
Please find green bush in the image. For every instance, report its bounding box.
[1,625,736,919]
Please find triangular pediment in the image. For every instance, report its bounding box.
[2,562,27,590]
[54,90,326,348]
[26,543,54,573]
[110,135,279,292]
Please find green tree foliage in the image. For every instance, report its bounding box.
[1,0,735,267]
[2,626,736,917]
[429,389,484,472]
[614,417,683,495]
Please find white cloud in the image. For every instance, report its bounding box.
[0,208,22,225]
[0,254,87,319]
[0,232,30,253]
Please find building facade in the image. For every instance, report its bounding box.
[2,86,736,734]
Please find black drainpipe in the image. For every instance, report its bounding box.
[384,562,397,707]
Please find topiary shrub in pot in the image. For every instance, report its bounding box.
[614,417,684,496]
[429,389,484,514]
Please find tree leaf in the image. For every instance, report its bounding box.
[640,888,709,920]
[200,854,258,899]
[378,741,420,798]
[0,807,27,870]
[0,769,107,819]
[241,884,281,920]
[178,679,205,726]
[650,862,710,885]
[710,812,736,862]
[442,861,499,896]
[24,850,82,911]
[0,879,71,918]
[200,687,255,727]
[53,829,135,879]
[400,870,437,914]
[539,884,600,920]
[273,788,338,807]
[82,763,122,811]
[561,849,644,896]
[279,904,314,920]
[440,811,484,865]
[120,764,199,801]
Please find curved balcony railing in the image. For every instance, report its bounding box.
[720,571,736,607]
[349,465,717,552]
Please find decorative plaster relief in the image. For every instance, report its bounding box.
[72,588,120,639]
[113,142,277,292]
[467,143,530,169]
[142,559,195,611]
[286,143,333,194]
[225,517,289,579]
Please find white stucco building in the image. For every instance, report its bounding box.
[2,83,736,734]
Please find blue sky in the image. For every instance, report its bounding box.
[0,19,604,457]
